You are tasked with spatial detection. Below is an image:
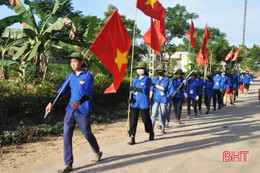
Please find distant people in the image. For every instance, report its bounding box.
[243,70,253,95]
[195,72,204,114]
[239,72,245,93]
[150,64,170,134]
[232,70,239,101]
[128,62,154,145]
[213,70,223,110]
[172,69,186,124]
[223,71,234,106]
[45,52,102,173]
[220,72,228,107]
[204,74,214,114]
[186,72,199,119]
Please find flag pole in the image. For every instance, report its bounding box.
[210,51,212,73]
[126,7,138,134]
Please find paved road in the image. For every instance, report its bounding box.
[41,79,260,173]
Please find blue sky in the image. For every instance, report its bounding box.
[1,0,260,48]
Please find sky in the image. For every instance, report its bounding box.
[1,0,260,48]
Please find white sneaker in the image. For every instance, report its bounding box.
[186,115,191,119]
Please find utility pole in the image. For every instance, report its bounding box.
[242,0,248,46]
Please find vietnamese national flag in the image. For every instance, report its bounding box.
[155,19,166,46]
[90,10,131,94]
[196,24,210,66]
[142,18,161,56]
[225,49,233,61]
[231,47,241,61]
[136,0,166,20]
[186,20,196,49]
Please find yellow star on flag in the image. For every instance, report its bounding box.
[192,33,196,39]
[115,49,128,72]
[145,0,158,9]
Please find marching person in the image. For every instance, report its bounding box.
[232,70,239,101]
[128,62,154,145]
[223,71,234,106]
[212,70,223,110]
[171,69,186,124]
[239,72,245,93]
[45,52,102,173]
[243,70,253,95]
[150,64,170,134]
[220,72,228,107]
[204,74,214,114]
[186,72,199,119]
[195,71,204,114]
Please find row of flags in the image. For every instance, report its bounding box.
[225,47,241,62]
[88,0,241,94]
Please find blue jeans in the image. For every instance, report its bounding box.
[63,111,99,166]
[204,95,212,110]
[151,102,167,130]
[159,103,171,123]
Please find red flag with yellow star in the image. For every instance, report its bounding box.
[155,19,166,46]
[90,10,131,94]
[136,0,166,20]
[231,47,241,61]
[142,18,161,56]
[196,24,210,66]
[225,49,233,61]
[186,20,196,49]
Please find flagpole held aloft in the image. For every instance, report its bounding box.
[126,7,138,134]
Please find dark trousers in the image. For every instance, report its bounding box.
[173,97,183,120]
[63,111,99,166]
[195,95,203,111]
[234,87,238,99]
[204,95,212,110]
[221,90,225,105]
[187,97,197,115]
[129,107,153,137]
[213,89,222,108]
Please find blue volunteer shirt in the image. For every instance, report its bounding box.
[232,74,239,88]
[130,75,151,109]
[221,76,228,90]
[226,77,234,89]
[240,76,244,84]
[150,76,170,103]
[196,78,204,95]
[204,80,214,96]
[166,82,175,103]
[171,78,186,98]
[243,74,253,84]
[57,69,93,114]
[187,79,199,98]
[213,75,222,90]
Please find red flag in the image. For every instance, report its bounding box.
[136,0,166,20]
[196,24,210,66]
[186,20,196,49]
[225,49,233,61]
[231,47,241,61]
[155,19,166,46]
[142,18,161,56]
[90,10,131,94]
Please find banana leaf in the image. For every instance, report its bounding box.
[1,28,26,39]
[27,41,41,61]
[12,43,30,60]
[0,60,18,66]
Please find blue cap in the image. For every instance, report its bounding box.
[222,72,225,75]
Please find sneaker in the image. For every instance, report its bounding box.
[161,130,166,135]
[149,132,154,140]
[166,122,169,128]
[186,115,191,119]
[91,151,103,162]
[205,110,209,114]
[177,120,181,124]
[127,137,135,145]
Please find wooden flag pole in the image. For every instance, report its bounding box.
[210,51,212,73]
[126,8,138,134]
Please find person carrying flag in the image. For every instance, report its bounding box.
[171,69,186,124]
[243,70,253,95]
[150,64,170,134]
[195,71,204,114]
[204,74,214,114]
[45,52,102,173]
[213,70,223,110]
[128,62,154,145]
[186,72,199,119]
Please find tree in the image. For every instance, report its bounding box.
[7,0,76,80]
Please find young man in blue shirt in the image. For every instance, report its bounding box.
[213,70,223,110]
[45,52,102,173]
[186,72,199,119]
[243,70,253,95]
[220,72,228,107]
[128,62,154,145]
[204,74,214,114]
[171,69,186,124]
[223,71,234,106]
[195,71,204,114]
[150,64,170,134]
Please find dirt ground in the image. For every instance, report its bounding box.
[1,78,260,173]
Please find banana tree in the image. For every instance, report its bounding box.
[8,0,76,80]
